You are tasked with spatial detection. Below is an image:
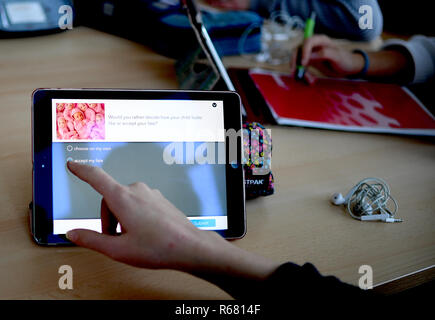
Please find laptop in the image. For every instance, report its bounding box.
[177,0,275,123]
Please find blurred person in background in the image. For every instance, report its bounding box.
[207,0,383,41]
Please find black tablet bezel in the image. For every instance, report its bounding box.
[32,89,246,245]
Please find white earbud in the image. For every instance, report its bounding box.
[330,192,346,205]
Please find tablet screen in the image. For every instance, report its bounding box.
[51,99,228,234]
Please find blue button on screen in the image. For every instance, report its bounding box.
[190,219,216,228]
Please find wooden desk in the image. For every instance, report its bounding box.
[0,27,433,299]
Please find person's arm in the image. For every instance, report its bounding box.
[65,161,281,298]
[65,161,372,300]
[294,34,414,83]
[363,50,412,81]
[382,36,435,84]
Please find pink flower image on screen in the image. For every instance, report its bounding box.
[56,103,105,140]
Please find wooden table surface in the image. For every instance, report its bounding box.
[0,27,434,299]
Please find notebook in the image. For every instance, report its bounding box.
[249,69,435,136]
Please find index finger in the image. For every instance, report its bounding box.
[67,161,121,198]
[301,35,333,66]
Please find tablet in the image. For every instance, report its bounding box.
[31,89,246,245]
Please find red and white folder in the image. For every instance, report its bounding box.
[250,69,435,136]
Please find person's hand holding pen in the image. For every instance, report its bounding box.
[290,34,413,82]
[290,35,367,79]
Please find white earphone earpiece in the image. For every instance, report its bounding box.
[331,185,360,206]
[330,193,346,205]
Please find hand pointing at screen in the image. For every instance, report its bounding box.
[66,161,280,297]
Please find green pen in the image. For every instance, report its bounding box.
[296,12,316,81]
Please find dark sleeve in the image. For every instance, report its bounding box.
[262,262,373,299]
[233,262,377,302]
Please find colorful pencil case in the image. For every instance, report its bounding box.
[243,122,274,199]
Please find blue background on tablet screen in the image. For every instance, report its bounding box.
[52,142,227,220]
